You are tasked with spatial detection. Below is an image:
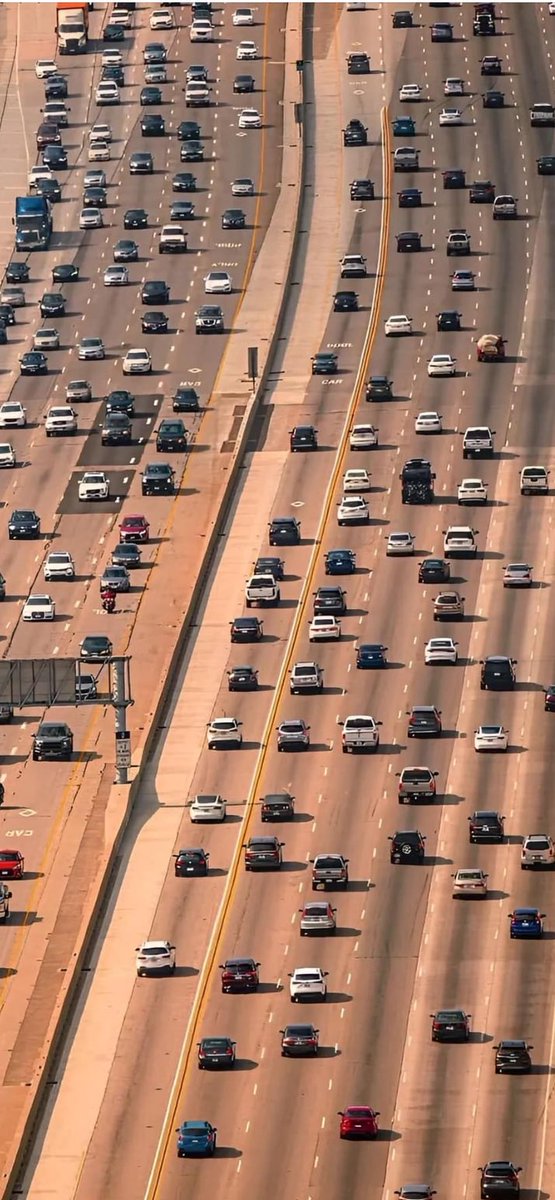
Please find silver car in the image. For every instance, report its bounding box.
[452,868,488,898]
[299,902,336,935]
[521,834,555,869]
[78,337,105,360]
[80,207,104,229]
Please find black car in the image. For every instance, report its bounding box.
[140,86,162,106]
[101,411,132,445]
[173,385,200,413]
[356,643,388,668]
[170,201,195,221]
[174,848,209,877]
[52,263,79,282]
[8,509,40,539]
[480,55,502,75]
[392,10,413,27]
[398,187,422,208]
[544,683,555,711]
[20,351,47,375]
[269,517,300,546]
[389,829,426,864]
[418,557,450,583]
[129,152,153,174]
[437,309,461,332]
[36,177,62,203]
[253,556,284,580]
[483,90,504,108]
[333,291,358,312]
[156,418,187,451]
[480,656,516,691]
[112,542,141,570]
[312,352,338,375]
[180,140,203,162]
[103,23,125,40]
[233,74,255,93]
[479,1165,521,1200]
[469,179,495,202]
[347,52,370,74]
[83,186,107,208]
[407,706,442,737]
[45,74,68,99]
[313,586,346,615]
[324,549,356,575]
[261,792,295,821]
[222,208,246,229]
[442,169,465,189]
[343,118,367,147]
[197,1036,236,1067]
[366,374,393,400]
[142,310,168,333]
[172,172,196,192]
[537,156,555,176]
[40,292,66,317]
[431,1009,470,1042]
[102,65,124,87]
[42,145,67,169]
[177,120,201,140]
[141,280,169,305]
[80,634,113,662]
[142,463,175,495]
[0,326,7,346]
[227,665,258,692]
[230,616,263,643]
[494,1041,532,1074]
[280,1024,319,1057]
[431,22,453,41]
[290,425,317,451]
[469,810,505,844]
[350,179,374,201]
[106,390,135,415]
[6,262,29,284]
[141,114,165,136]
[124,208,148,229]
[32,722,73,761]
[0,304,15,326]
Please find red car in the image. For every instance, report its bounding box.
[0,849,24,879]
[338,1106,380,1139]
[119,514,150,543]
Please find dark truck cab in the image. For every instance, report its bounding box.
[14,195,53,251]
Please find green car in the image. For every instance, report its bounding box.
[392,116,416,136]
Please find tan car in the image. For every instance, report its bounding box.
[433,590,465,620]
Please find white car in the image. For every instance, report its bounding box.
[207,717,243,748]
[0,402,26,428]
[78,471,110,501]
[350,423,378,450]
[309,614,341,641]
[444,77,465,96]
[190,793,227,822]
[22,594,55,622]
[289,966,328,1002]
[439,108,463,126]
[110,7,131,25]
[204,271,232,294]
[521,834,555,869]
[337,495,369,524]
[233,7,254,24]
[427,354,456,377]
[550,1,555,13]
[452,868,488,899]
[474,724,509,752]
[458,478,488,504]
[0,443,16,468]
[386,531,414,556]
[104,265,129,287]
[399,83,422,101]
[35,59,58,78]
[415,411,443,433]
[44,551,75,581]
[88,142,110,162]
[135,941,176,977]
[45,406,77,436]
[28,165,53,189]
[343,468,370,493]
[231,177,254,196]
[80,208,104,229]
[90,122,113,143]
[238,107,262,129]
[150,8,174,29]
[237,40,258,59]
[96,81,120,105]
[385,314,412,336]
[78,336,105,360]
[520,465,549,494]
[101,49,123,66]
[34,327,60,351]
[190,19,213,41]
[425,637,458,665]
[122,348,151,375]
[503,562,532,587]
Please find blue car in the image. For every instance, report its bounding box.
[324,549,356,575]
[509,907,545,939]
[392,116,416,137]
[356,643,388,669]
[176,1120,217,1157]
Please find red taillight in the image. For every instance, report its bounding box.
[226,1048,233,1055]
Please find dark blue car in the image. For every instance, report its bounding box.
[324,549,356,575]
[356,643,388,669]
[176,1120,217,1157]
[509,907,545,939]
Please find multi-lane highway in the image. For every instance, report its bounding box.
[10,2,555,1200]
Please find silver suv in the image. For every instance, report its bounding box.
[521,834,555,869]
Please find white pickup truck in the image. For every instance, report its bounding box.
[530,103,555,127]
[159,224,187,253]
[340,714,381,754]
[245,573,280,607]
[462,426,495,458]
[45,406,77,436]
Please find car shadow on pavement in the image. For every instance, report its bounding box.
[317,1045,340,1058]
[426,855,454,866]
[326,992,352,1004]
[334,926,362,938]
[207,868,228,878]
[281,861,308,873]
[222,814,245,825]
[377,742,403,756]
[378,1129,402,1142]
[307,743,333,753]
[487,890,510,901]
[240,741,262,752]
[233,1058,258,1071]
[257,981,281,994]
[293,812,314,823]
[506,745,527,754]
[173,965,199,979]
[531,1065,555,1076]
[438,793,464,805]
[469,1032,494,1044]
[0,967,16,979]
[8,910,41,926]
[347,879,373,892]
[214,1147,242,1160]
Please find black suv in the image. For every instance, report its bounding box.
[141,280,169,305]
[350,179,374,201]
[399,187,422,208]
[141,463,175,496]
[343,119,367,147]
[442,169,465,189]
[260,793,295,821]
[156,419,187,451]
[494,1041,532,1074]
[254,556,284,580]
[389,830,426,864]
[468,810,505,843]
[101,412,132,445]
[437,310,461,332]
[32,722,73,761]
[479,1165,521,1200]
[480,656,516,691]
[397,231,422,252]
[313,586,346,615]
[173,385,200,412]
[470,180,495,202]
[407,706,442,737]
[106,390,135,415]
[290,425,317,451]
[418,558,450,583]
[431,1009,470,1042]
[392,10,413,27]
[230,616,263,643]
[8,510,40,539]
[269,517,300,546]
[366,375,393,400]
[243,836,283,871]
